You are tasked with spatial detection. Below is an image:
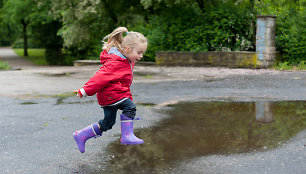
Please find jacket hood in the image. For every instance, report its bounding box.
[100,47,128,65]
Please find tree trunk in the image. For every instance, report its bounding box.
[7,25,13,45]
[101,0,118,24]
[21,19,28,56]
[196,0,205,13]
[250,0,255,12]
[250,0,256,51]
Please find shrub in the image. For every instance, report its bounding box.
[131,3,255,62]
[276,6,306,64]
[0,60,10,70]
[12,38,41,49]
[256,0,306,64]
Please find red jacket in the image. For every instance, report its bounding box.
[78,49,134,106]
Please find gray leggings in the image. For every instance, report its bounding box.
[98,98,136,132]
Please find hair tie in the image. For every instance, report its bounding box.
[126,32,129,34]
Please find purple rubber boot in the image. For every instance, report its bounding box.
[120,114,144,145]
[73,122,102,153]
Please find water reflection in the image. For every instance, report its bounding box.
[101,101,305,174]
[255,101,274,123]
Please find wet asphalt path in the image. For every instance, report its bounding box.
[0,72,305,174]
[0,48,305,173]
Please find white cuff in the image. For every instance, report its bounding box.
[80,88,88,97]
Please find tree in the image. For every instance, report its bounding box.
[50,0,107,57]
[50,0,148,58]
[1,0,35,56]
[30,0,64,65]
[0,0,13,46]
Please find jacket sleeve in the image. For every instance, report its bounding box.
[80,63,118,96]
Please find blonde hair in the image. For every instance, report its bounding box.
[102,27,147,51]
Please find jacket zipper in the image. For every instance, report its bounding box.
[128,59,133,86]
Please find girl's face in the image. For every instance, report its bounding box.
[124,43,147,63]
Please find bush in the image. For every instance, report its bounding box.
[131,3,255,62]
[256,0,306,64]
[0,60,10,70]
[12,38,42,49]
[276,6,306,64]
[45,48,64,65]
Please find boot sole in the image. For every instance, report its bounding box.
[121,141,144,145]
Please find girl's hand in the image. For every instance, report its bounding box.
[73,90,83,98]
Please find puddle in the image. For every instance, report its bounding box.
[136,102,156,107]
[38,72,75,77]
[56,97,65,105]
[134,72,157,76]
[134,72,156,79]
[55,98,96,105]
[52,92,96,105]
[102,101,305,173]
[20,101,38,105]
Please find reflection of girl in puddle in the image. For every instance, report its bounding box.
[72,27,147,153]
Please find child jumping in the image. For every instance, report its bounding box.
[73,27,147,153]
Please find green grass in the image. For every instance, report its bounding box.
[0,60,10,70]
[13,48,48,65]
[273,61,306,71]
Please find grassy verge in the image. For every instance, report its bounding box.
[273,61,305,71]
[0,60,10,70]
[13,48,48,65]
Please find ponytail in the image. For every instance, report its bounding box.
[102,26,147,51]
[102,27,128,50]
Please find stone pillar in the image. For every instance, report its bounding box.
[256,15,277,68]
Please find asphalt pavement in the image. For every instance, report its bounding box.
[0,47,305,174]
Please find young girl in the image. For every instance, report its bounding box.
[73,27,147,153]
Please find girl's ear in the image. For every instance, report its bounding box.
[125,46,131,52]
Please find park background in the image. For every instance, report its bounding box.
[0,0,305,69]
[0,1,305,173]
